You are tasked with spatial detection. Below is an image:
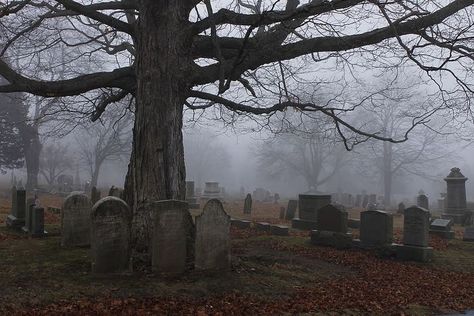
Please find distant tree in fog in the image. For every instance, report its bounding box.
[256,110,347,192]
[0,93,24,172]
[39,143,73,187]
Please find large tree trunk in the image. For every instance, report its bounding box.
[124,1,192,254]
[20,124,41,190]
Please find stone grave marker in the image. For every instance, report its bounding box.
[152,200,195,275]
[285,200,297,220]
[292,195,330,230]
[61,192,92,247]
[6,186,26,229]
[429,218,454,239]
[463,227,474,242]
[195,199,231,271]
[270,225,289,236]
[443,167,468,224]
[311,204,352,249]
[91,197,132,273]
[22,198,35,233]
[243,193,252,214]
[396,206,433,262]
[398,202,406,214]
[359,210,393,248]
[417,194,429,210]
[31,207,46,238]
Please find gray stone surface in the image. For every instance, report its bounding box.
[270,225,289,236]
[360,210,393,247]
[23,202,35,233]
[395,244,433,262]
[403,206,430,247]
[417,194,429,210]
[298,194,331,221]
[256,222,271,231]
[444,168,468,223]
[91,187,101,205]
[291,218,318,230]
[91,197,132,273]
[151,200,195,275]
[316,204,348,233]
[195,199,230,271]
[231,219,251,229]
[430,219,453,231]
[186,181,195,199]
[31,207,46,238]
[61,192,92,247]
[243,193,252,214]
[285,200,297,220]
[463,227,474,241]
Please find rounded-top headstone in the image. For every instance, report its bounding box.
[91,197,132,274]
[403,206,430,247]
[61,192,92,247]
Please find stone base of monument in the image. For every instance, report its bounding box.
[292,218,318,230]
[230,219,251,229]
[270,225,289,236]
[255,222,271,232]
[352,239,394,250]
[348,219,360,229]
[429,230,455,239]
[395,244,433,262]
[310,230,352,249]
[6,215,25,229]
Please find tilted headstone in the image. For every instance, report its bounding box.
[31,207,45,238]
[360,210,393,247]
[61,192,92,247]
[417,194,429,210]
[195,199,230,271]
[91,197,132,273]
[285,200,297,220]
[243,193,252,214]
[403,206,430,247]
[152,200,195,275]
[91,187,101,205]
[316,204,348,233]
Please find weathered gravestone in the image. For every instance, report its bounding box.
[292,195,331,230]
[285,200,297,220]
[311,204,352,249]
[91,197,132,274]
[270,224,289,236]
[463,227,474,242]
[442,167,468,224]
[152,200,195,275]
[417,194,429,210]
[256,222,271,232]
[195,199,231,271]
[91,187,101,205]
[6,186,26,229]
[429,218,454,239]
[22,198,35,233]
[359,210,393,248]
[61,192,92,247]
[243,193,252,214]
[396,206,433,262]
[31,207,46,238]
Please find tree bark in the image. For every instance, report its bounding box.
[124,0,192,254]
[19,124,41,190]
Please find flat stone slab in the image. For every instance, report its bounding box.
[230,219,251,229]
[292,218,318,230]
[430,218,453,231]
[255,222,271,232]
[395,244,433,262]
[310,230,352,249]
[270,225,289,236]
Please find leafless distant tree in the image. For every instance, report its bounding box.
[0,0,472,251]
[39,142,73,187]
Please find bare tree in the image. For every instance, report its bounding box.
[0,0,472,251]
[39,142,73,187]
[76,110,132,188]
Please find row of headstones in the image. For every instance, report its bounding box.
[6,186,46,237]
[308,204,434,262]
[62,193,231,274]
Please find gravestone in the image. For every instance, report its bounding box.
[6,186,26,229]
[230,219,251,229]
[463,227,474,242]
[417,194,429,210]
[442,167,468,224]
[256,222,271,231]
[152,200,195,275]
[270,225,289,236]
[292,194,331,230]
[398,202,406,214]
[311,204,352,249]
[61,192,92,247]
[243,193,252,214]
[31,207,46,238]
[359,210,393,248]
[195,199,230,271]
[22,198,35,233]
[202,182,221,199]
[285,200,297,220]
[91,197,132,273]
[429,218,454,239]
[91,187,101,205]
[396,206,433,262]
[185,181,200,209]
[316,204,348,233]
[279,207,285,219]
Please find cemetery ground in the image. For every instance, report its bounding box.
[0,194,474,315]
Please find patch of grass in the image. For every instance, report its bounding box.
[431,239,474,273]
